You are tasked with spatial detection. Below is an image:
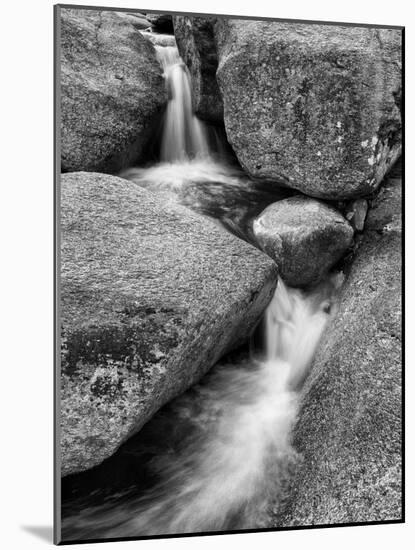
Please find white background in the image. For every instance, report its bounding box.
[1,0,413,548]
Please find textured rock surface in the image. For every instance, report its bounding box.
[214,20,402,199]
[277,169,402,524]
[345,198,369,231]
[123,12,152,29]
[253,197,354,287]
[174,16,223,123]
[60,172,278,476]
[60,8,166,173]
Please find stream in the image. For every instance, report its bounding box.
[61,32,341,541]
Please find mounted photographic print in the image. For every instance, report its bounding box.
[54,4,404,545]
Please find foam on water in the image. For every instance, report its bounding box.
[155,44,210,162]
[62,278,340,539]
[61,38,342,541]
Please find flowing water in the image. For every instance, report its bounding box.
[61,34,342,541]
[155,45,210,162]
[121,37,292,239]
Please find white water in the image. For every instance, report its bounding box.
[63,278,340,539]
[62,39,343,540]
[110,279,336,535]
[155,44,210,162]
[120,36,287,240]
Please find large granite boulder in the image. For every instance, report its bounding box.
[214,20,402,199]
[253,196,354,286]
[173,16,223,124]
[60,172,278,476]
[277,168,402,524]
[60,8,166,173]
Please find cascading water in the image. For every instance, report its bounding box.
[61,34,342,540]
[121,37,292,239]
[155,44,210,162]
[62,278,340,539]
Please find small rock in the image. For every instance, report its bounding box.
[345,198,368,231]
[253,196,354,287]
[278,171,402,525]
[121,13,152,30]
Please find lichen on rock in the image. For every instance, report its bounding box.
[212,20,402,199]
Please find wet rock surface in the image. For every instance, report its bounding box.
[60,172,278,476]
[173,16,223,123]
[253,196,354,287]
[276,167,402,525]
[121,160,293,243]
[60,8,167,173]
[214,20,402,199]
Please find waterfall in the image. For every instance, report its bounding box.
[121,39,294,240]
[62,35,343,542]
[62,278,339,539]
[155,44,210,162]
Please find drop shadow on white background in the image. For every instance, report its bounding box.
[20,526,53,544]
